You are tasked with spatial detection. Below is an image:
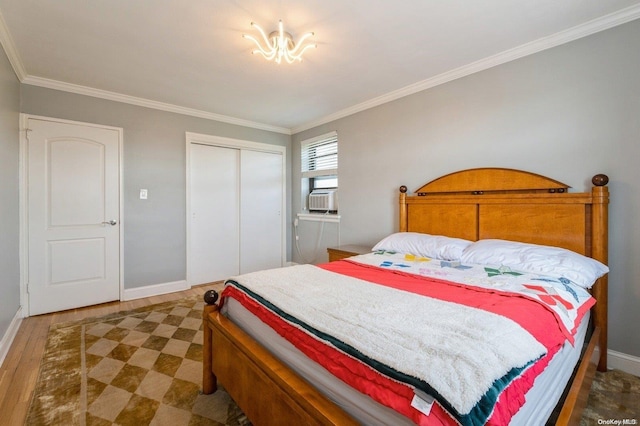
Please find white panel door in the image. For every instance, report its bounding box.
[189,144,240,284]
[27,118,120,315]
[240,149,284,274]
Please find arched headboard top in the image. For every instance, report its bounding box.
[415,167,570,195]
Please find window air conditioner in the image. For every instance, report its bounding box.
[308,189,338,212]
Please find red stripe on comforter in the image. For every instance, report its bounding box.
[321,259,594,346]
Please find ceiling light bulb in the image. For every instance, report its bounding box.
[244,20,316,64]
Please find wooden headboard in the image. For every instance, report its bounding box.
[399,168,609,370]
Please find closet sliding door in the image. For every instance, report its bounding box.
[187,134,285,286]
[240,149,283,274]
[189,144,240,284]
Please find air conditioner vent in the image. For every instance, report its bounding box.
[308,190,337,212]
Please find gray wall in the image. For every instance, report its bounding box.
[294,218,340,264]
[0,45,20,337]
[293,20,640,358]
[21,86,291,289]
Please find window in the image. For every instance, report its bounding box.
[311,175,338,189]
[301,131,338,212]
[301,131,338,181]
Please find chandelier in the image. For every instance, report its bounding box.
[243,20,316,64]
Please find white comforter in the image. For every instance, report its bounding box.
[226,263,546,416]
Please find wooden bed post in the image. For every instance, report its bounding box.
[203,290,220,394]
[399,186,408,232]
[591,174,609,371]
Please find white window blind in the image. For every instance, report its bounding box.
[301,132,338,179]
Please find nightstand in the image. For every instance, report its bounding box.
[327,245,371,262]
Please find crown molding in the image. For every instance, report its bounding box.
[3,3,640,136]
[1,5,289,134]
[0,7,26,80]
[291,3,640,134]
[21,76,291,135]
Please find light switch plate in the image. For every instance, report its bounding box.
[140,189,148,200]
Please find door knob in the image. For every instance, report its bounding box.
[102,220,117,226]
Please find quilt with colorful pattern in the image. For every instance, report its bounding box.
[352,250,595,343]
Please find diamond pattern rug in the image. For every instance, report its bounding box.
[25,293,639,425]
[26,296,249,425]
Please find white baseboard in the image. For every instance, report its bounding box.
[122,280,189,301]
[608,349,640,376]
[0,307,23,368]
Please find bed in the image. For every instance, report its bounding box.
[202,168,609,425]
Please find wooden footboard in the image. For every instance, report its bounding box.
[202,303,358,426]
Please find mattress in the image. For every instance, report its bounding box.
[222,296,589,425]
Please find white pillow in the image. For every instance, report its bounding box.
[460,239,609,289]
[372,232,472,261]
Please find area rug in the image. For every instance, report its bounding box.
[581,369,640,425]
[26,296,250,425]
[26,294,639,425]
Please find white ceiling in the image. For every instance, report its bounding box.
[1,1,640,134]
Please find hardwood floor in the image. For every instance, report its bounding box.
[0,282,221,426]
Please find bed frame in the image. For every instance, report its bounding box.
[203,168,609,426]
